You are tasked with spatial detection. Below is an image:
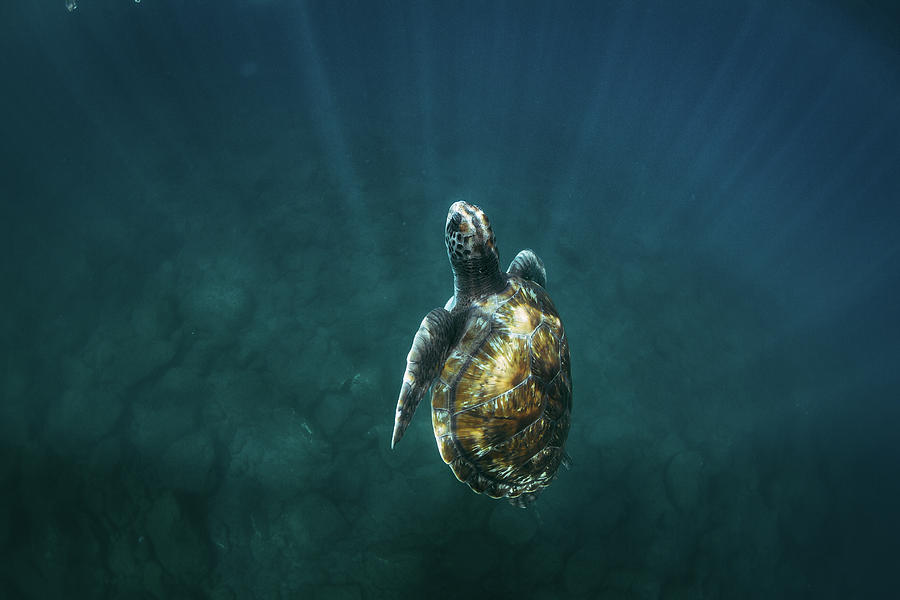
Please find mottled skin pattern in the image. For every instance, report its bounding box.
[392,201,572,506]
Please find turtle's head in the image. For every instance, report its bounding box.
[445,201,506,299]
[445,201,499,265]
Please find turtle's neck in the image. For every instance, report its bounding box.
[450,252,508,302]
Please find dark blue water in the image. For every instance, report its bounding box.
[2,1,898,598]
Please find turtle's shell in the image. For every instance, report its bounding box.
[431,277,572,500]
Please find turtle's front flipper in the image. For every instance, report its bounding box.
[392,307,458,448]
[507,249,547,288]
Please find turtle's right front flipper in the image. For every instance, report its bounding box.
[507,249,547,288]
[392,307,458,448]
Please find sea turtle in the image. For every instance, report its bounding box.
[391,201,572,506]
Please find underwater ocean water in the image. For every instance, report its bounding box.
[1,0,899,598]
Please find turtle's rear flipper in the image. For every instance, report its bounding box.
[509,490,541,508]
[392,308,459,448]
[507,249,547,288]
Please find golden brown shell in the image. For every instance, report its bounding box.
[431,277,571,500]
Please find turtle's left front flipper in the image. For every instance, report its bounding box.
[392,308,458,448]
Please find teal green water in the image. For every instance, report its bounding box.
[1,1,898,598]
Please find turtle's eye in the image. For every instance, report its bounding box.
[447,213,462,234]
